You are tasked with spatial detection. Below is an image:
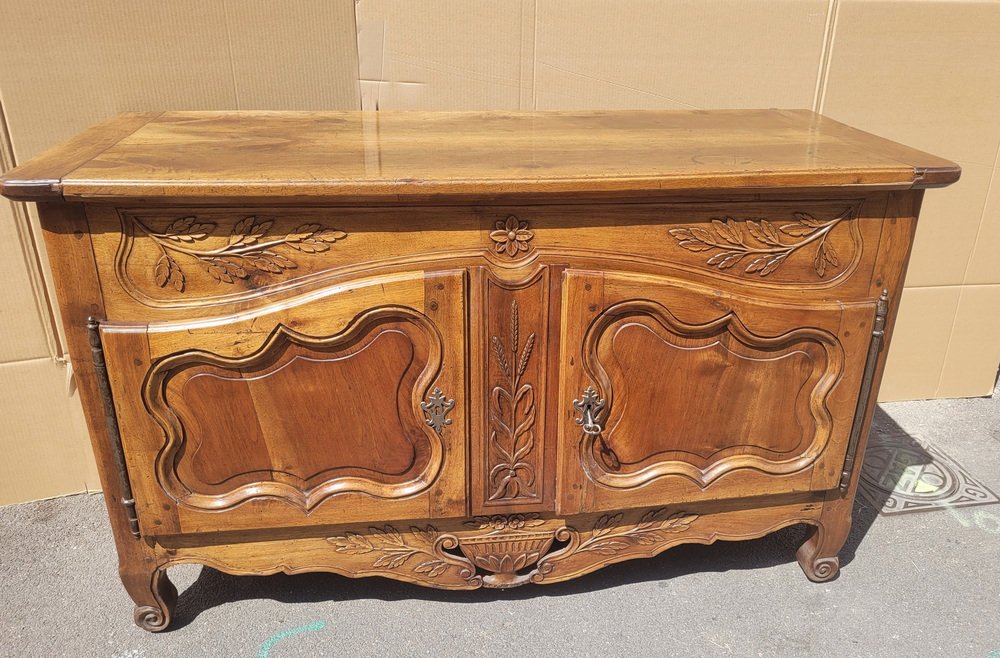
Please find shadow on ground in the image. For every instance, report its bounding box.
[168,407,932,630]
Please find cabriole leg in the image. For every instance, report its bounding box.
[796,519,849,582]
[120,563,177,632]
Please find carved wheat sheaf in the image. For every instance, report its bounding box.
[668,208,851,277]
[132,215,346,291]
[488,300,538,501]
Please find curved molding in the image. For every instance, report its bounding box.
[143,305,447,512]
[579,299,844,489]
[151,509,824,595]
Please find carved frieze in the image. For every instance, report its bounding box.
[668,209,852,278]
[131,214,346,291]
[325,509,699,589]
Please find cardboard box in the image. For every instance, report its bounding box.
[1,0,997,503]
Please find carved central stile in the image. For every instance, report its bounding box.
[488,300,538,501]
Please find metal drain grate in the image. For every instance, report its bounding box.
[857,432,999,515]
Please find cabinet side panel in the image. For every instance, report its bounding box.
[836,190,923,501]
[34,202,151,566]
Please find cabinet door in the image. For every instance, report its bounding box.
[100,270,467,535]
[558,270,876,513]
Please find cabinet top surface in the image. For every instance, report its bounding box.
[0,110,959,202]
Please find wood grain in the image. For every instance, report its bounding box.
[0,110,959,203]
[0,113,161,200]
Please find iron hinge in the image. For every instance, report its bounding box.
[87,318,141,538]
[839,290,890,491]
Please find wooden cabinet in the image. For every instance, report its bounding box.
[0,110,959,631]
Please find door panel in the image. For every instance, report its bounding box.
[558,270,875,513]
[101,270,468,535]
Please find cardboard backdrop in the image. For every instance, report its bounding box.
[2,0,998,504]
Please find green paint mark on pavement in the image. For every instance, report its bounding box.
[258,620,327,658]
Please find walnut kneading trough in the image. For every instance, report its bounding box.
[0,110,960,631]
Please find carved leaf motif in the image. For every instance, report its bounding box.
[162,216,216,242]
[414,560,450,578]
[229,217,273,246]
[154,255,170,287]
[373,551,417,569]
[592,513,623,537]
[325,524,473,583]
[759,254,787,276]
[745,256,768,274]
[330,532,375,554]
[205,257,248,283]
[576,509,700,556]
[779,223,816,237]
[632,533,663,545]
[287,239,328,253]
[153,254,185,291]
[667,209,852,278]
[315,228,348,242]
[659,512,699,531]
[746,220,782,246]
[284,224,321,243]
[793,211,824,227]
[370,524,405,546]
[585,539,631,555]
[711,218,744,245]
[132,215,347,292]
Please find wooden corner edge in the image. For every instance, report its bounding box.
[912,164,962,188]
[0,177,63,201]
[0,111,163,203]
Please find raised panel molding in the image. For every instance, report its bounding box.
[142,306,448,512]
[579,299,845,489]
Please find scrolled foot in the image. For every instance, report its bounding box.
[796,523,844,583]
[134,604,171,632]
[801,554,840,582]
[122,565,177,632]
